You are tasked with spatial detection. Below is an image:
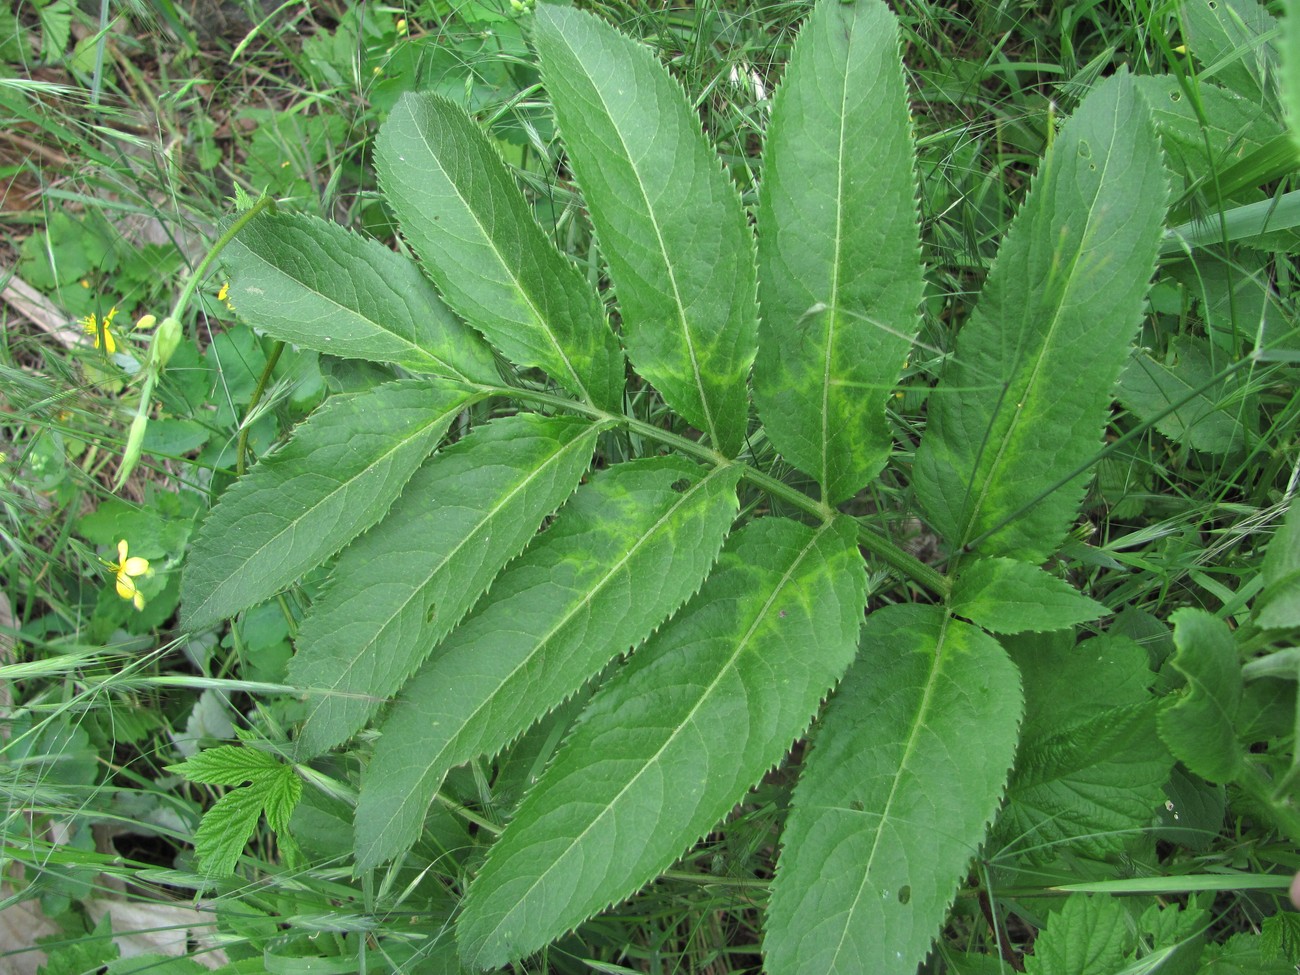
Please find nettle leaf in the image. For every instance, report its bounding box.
[290,414,607,758]
[1257,502,1300,628]
[1117,336,1254,454]
[456,515,867,969]
[167,745,282,785]
[755,0,923,504]
[1158,607,1243,782]
[376,92,624,411]
[1023,893,1134,975]
[356,458,742,869]
[997,633,1172,863]
[182,382,479,631]
[222,210,498,383]
[764,604,1022,975]
[950,557,1109,634]
[533,3,758,456]
[913,71,1168,562]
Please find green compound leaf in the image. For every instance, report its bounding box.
[755,0,923,504]
[997,632,1172,863]
[1024,893,1134,975]
[357,458,741,870]
[290,413,605,758]
[376,92,624,411]
[1118,336,1254,454]
[913,72,1168,562]
[1158,608,1243,783]
[950,557,1109,634]
[456,515,867,969]
[533,3,757,455]
[764,605,1022,975]
[222,211,498,383]
[182,382,480,632]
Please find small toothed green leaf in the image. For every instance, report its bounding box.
[950,557,1109,634]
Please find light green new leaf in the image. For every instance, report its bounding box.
[998,633,1171,863]
[913,72,1168,562]
[764,605,1021,975]
[950,557,1109,634]
[1023,894,1133,975]
[167,745,282,786]
[1183,0,1278,111]
[193,783,265,877]
[533,3,757,455]
[289,414,605,758]
[755,0,923,504]
[182,382,479,632]
[1158,608,1243,783]
[1118,336,1253,454]
[457,515,867,968]
[376,92,624,411]
[222,211,498,383]
[357,458,742,869]
[1257,502,1300,628]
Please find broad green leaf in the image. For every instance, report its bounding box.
[1117,336,1253,454]
[913,72,1168,562]
[356,458,742,869]
[764,605,1022,975]
[950,557,1108,634]
[1255,501,1300,629]
[1183,0,1278,111]
[1023,894,1133,975]
[1157,608,1243,782]
[533,3,757,455]
[289,414,605,758]
[222,211,498,383]
[182,382,478,631]
[456,515,867,968]
[375,92,624,411]
[1135,75,1281,183]
[755,0,923,504]
[997,633,1171,863]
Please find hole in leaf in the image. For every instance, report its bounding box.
[898,885,911,904]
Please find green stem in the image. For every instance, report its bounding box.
[167,193,276,325]
[469,382,949,597]
[237,341,285,476]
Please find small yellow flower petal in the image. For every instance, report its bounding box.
[116,575,138,601]
[133,591,145,611]
[123,556,150,577]
[136,313,157,331]
[217,282,230,302]
[117,539,129,562]
[110,540,151,611]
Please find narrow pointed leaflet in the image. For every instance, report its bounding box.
[755,0,923,504]
[764,605,1022,975]
[182,382,480,631]
[289,414,607,758]
[221,211,498,383]
[456,515,866,969]
[533,3,758,455]
[912,71,1168,562]
[356,458,742,870]
[376,92,624,411]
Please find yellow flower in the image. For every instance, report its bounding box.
[82,306,119,355]
[110,539,150,611]
[217,282,234,311]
